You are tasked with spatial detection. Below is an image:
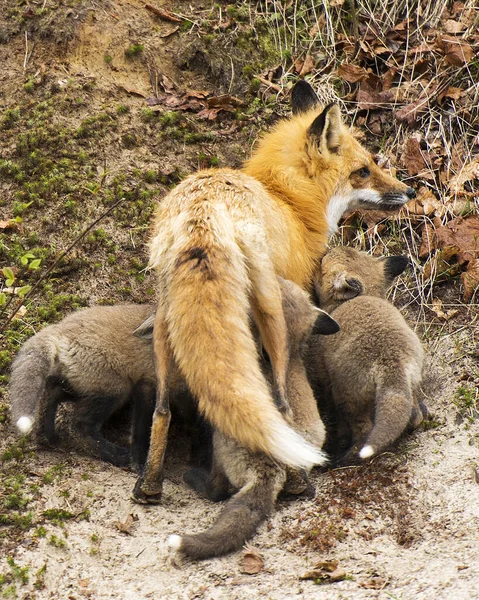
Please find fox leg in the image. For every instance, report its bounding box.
[250,278,290,418]
[133,308,172,504]
[183,437,232,502]
[130,381,156,473]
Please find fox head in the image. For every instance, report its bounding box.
[313,246,409,312]
[291,81,415,231]
[245,81,415,237]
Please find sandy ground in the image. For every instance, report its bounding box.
[4,321,479,600]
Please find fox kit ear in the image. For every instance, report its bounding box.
[308,104,342,154]
[291,80,320,114]
[312,308,340,335]
[134,313,155,339]
[383,255,409,281]
[333,274,363,300]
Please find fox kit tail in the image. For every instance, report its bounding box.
[9,336,53,435]
[167,466,284,559]
[359,375,414,459]
[150,200,326,470]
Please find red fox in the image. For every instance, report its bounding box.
[307,246,427,464]
[138,80,415,501]
[167,278,338,559]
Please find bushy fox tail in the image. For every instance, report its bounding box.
[359,375,414,459]
[9,336,53,435]
[167,468,282,560]
[150,203,326,470]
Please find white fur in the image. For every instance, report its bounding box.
[359,445,375,459]
[16,416,33,435]
[326,189,383,234]
[167,534,182,550]
[268,422,327,469]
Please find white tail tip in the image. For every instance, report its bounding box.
[359,445,374,459]
[167,534,182,551]
[16,416,33,435]
[269,422,328,469]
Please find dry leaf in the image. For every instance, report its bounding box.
[300,560,347,583]
[461,259,479,302]
[395,99,427,126]
[430,298,459,321]
[0,219,20,231]
[439,35,474,66]
[337,63,369,83]
[448,158,479,195]
[239,546,264,575]
[435,216,479,264]
[419,223,436,259]
[404,137,429,176]
[359,576,388,589]
[423,246,461,282]
[114,513,138,535]
[443,19,467,34]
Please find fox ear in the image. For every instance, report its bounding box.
[333,274,363,300]
[134,313,155,339]
[291,80,319,114]
[383,255,409,281]
[312,308,340,335]
[308,103,342,154]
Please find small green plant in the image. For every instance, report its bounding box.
[116,104,129,115]
[48,534,67,548]
[104,54,112,63]
[125,43,144,58]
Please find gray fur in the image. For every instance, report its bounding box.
[307,246,425,463]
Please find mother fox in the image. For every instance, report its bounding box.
[134,81,414,502]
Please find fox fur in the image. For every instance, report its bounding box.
[145,81,414,483]
[307,246,427,463]
[167,278,338,560]
[9,304,161,469]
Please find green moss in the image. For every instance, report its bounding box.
[125,43,144,57]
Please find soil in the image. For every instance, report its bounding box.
[1,2,478,599]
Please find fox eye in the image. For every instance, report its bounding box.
[354,167,370,178]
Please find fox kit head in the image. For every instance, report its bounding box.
[291,81,415,231]
[314,246,409,312]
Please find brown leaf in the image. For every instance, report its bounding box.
[419,223,437,259]
[395,99,427,126]
[337,63,369,83]
[145,4,182,22]
[435,216,479,264]
[206,95,244,108]
[404,137,429,176]
[298,54,315,76]
[423,246,461,282]
[448,158,479,195]
[359,576,388,590]
[439,35,474,66]
[430,298,459,321]
[114,513,138,535]
[461,259,479,302]
[117,85,148,98]
[300,560,347,583]
[0,219,20,231]
[443,19,467,34]
[239,546,264,574]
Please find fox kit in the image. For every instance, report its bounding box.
[167,278,339,560]
[138,80,414,501]
[307,246,426,463]
[9,304,160,468]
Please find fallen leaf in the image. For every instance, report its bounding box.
[461,259,479,302]
[395,99,427,126]
[337,63,369,83]
[0,219,21,231]
[114,514,138,535]
[448,158,479,195]
[430,298,459,321]
[435,216,479,264]
[404,137,429,176]
[300,560,348,584]
[443,19,467,34]
[423,246,461,282]
[438,35,474,66]
[117,85,148,98]
[359,576,388,589]
[419,223,436,259]
[239,546,264,575]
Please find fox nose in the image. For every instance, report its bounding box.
[406,187,416,199]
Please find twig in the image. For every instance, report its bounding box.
[253,76,283,94]
[350,0,360,61]
[23,30,28,71]
[0,197,126,334]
